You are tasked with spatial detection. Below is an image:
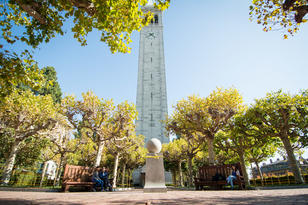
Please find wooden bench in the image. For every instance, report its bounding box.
[194,163,244,190]
[62,164,95,192]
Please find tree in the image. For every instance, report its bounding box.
[165,95,208,184]
[162,138,187,187]
[0,90,57,184]
[215,130,250,187]
[105,101,139,188]
[0,52,45,100]
[119,136,145,187]
[37,66,62,103]
[108,134,141,188]
[246,137,277,185]
[246,90,307,184]
[199,88,243,165]
[165,88,243,185]
[77,91,115,167]
[165,116,205,186]
[168,88,243,166]
[250,0,308,38]
[48,120,83,186]
[121,146,146,187]
[61,91,114,167]
[1,0,169,53]
[215,112,277,188]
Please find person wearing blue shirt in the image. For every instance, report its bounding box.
[226,165,241,189]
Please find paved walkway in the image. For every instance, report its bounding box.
[0,188,307,205]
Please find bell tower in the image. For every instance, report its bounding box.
[136,1,169,144]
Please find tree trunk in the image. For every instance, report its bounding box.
[238,150,250,187]
[39,161,48,187]
[112,153,120,188]
[54,154,64,186]
[187,156,193,187]
[121,163,126,187]
[1,140,21,185]
[178,161,184,187]
[250,164,257,186]
[127,169,130,187]
[94,141,105,167]
[255,161,264,186]
[281,136,304,184]
[171,169,177,186]
[116,166,121,185]
[207,137,215,165]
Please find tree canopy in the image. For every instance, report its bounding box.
[37,66,62,103]
[250,0,308,38]
[166,88,243,166]
[1,0,169,53]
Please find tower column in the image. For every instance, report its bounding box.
[136,2,169,145]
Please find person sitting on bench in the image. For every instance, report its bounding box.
[99,167,112,191]
[226,165,241,189]
[92,166,104,191]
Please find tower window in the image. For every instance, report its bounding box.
[154,15,159,24]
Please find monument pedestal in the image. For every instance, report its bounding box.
[143,153,167,193]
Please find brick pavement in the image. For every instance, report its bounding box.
[0,188,307,205]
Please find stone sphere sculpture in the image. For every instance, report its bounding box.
[146,138,162,153]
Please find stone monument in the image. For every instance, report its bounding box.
[143,138,167,193]
[133,0,172,186]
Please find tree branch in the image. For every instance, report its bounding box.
[283,0,297,11]
[69,0,96,16]
[294,5,308,23]
[15,0,47,25]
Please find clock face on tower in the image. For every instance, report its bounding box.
[145,31,156,39]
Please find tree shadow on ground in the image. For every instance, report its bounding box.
[0,199,82,205]
[0,192,307,205]
[109,194,308,205]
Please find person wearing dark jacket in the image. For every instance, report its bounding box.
[92,167,104,191]
[99,167,112,191]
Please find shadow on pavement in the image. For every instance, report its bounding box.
[109,194,308,205]
[0,199,82,205]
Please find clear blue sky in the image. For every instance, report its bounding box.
[31,0,307,160]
